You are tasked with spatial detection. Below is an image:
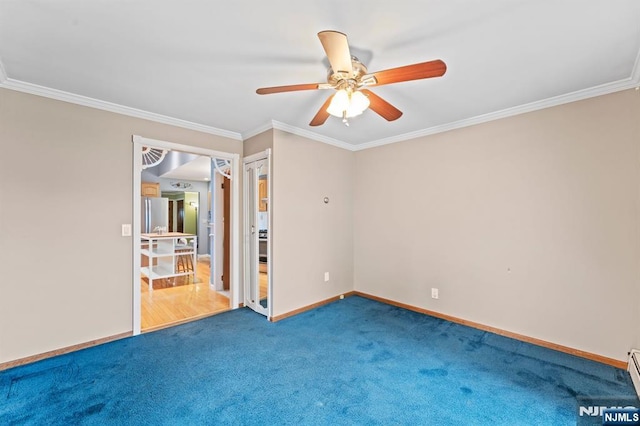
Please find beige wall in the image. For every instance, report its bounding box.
[2,84,638,365]
[243,129,273,157]
[0,88,241,363]
[354,89,640,361]
[271,130,355,316]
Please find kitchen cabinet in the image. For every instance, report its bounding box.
[258,178,267,212]
[141,181,160,197]
[141,232,197,291]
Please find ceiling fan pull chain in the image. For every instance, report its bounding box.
[342,111,349,126]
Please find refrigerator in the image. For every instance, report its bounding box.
[141,197,169,233]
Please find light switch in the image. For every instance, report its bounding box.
[122,224,132,236]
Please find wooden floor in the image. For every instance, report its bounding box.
[260,271,268,301]
[141,258,230,332]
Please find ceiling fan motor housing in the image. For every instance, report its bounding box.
[327,56,369,89]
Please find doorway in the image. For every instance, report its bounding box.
[223,175,231,291]
[243,150,271,318]
[210,162,232,295]
[132,135,241,335]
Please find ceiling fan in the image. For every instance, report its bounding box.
[256,30,447,126]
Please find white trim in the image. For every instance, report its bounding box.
[271,120,355,151]
[242,148,270,315]
[352,76,640,151]
[230,153,241,309]
[0,58,7,84]
[132,135,241,335]
[243,150,269,164]
[132,135,237,159]
[242,162,250,314]
[242,162,252,313]
[0,77,242,140]
[3,55,639,153]
[631,44,640,83]
[266,148,273,320]
[242,120,355,151]
[132,141,143,335]
[629,349,640,398]
[242,150,271,318]
[243,70,640,152]
[242,121,274,141]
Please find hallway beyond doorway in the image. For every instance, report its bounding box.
[141,258,230,332]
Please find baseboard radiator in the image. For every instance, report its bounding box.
[629,350,640,398]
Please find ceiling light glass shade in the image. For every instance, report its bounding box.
[327,89,370,118]
[327,90,350,117]
[348,91,370,117]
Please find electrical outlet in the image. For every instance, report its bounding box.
[324,272,330,282]
[431,288,439,299]
[121,224,131,237]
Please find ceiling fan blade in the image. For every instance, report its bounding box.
[256,83,328,95]
[309,94,334,126]
[361,89,403,121]
[318,30,353,75]
[364,59,447,86]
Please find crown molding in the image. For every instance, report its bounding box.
[271,121,355,151]
[3,53,639,153]
[0,74,243,141]
[353,76,640,151]
[243,120,355,151]
[247,67,640,153]
[0,58,7,84]
[631,42,640,83]
[241,121,274,141]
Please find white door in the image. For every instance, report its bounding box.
[209,159,217,287]
[210,158,231,292]
[243,154,270,317]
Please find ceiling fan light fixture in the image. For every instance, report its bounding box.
[349,90,370,117]
[256,30,446,127]
[326,89,370,118]
[327,89,349,117]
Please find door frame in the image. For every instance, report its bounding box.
[132,135,241,335]
[243,149,272,319]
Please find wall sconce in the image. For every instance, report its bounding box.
[190,202,198,209]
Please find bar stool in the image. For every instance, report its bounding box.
[175,243,194,278]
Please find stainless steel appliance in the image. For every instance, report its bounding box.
[141,197,169,233]
[258,229,267,263]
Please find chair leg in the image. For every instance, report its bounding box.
[175,251,193,283]
[186,254,193,274]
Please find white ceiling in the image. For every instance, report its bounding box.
[1,1,640,150]
[160,156,212,182]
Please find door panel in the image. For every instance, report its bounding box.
[223,176,231,291]
[177,200,184,232]
[168,200,174,231]
[244,158,269,317]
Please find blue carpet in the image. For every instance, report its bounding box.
[1,296,638,425]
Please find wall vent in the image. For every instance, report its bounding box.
[629,349,640,398]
